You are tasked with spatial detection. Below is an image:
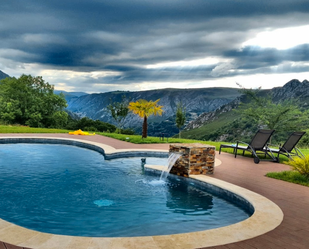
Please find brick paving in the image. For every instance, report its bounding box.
[0,134,309,248]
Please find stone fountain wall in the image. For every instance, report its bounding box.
[169,143,215,177]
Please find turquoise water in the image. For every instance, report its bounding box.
[0,144,250,237]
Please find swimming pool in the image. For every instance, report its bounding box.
[0,143,251,237]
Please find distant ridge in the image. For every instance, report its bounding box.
[272,79,309,102]
[54,90,88,97]
[182,79,309,141]
[65,87,242,136]
[54,90,89,105]
[0,70,10,80]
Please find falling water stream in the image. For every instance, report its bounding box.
[159,153,182,181]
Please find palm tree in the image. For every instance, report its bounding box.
[129,99,163,138]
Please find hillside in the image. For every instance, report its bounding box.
[54,90,88,103]
[0,70,9,80]
[182,79,309,142]
[54,90,88,98]
[66,88,241,136]
[272,79,309,107]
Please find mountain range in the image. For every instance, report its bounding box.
[1,70,307,139]
[0,70,240,136]
[182,79,309,141]
[0,70,9,80]
[64,88,241,136]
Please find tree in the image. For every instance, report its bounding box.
[50,111,69,128]
[107,95,130,133]
[238,87,308,141]
[0,75,68,127]
[128,99,163,138]
[175,102,186,138]
[0,99,21,124]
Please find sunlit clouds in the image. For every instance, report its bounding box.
[0,0,309,93]
[242,25,309,50]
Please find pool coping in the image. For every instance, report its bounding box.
[0,136,169,159]
[0,136,283,249]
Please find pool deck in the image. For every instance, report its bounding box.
[0,134,309,249]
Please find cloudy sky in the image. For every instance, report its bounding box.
[1,0,309,93]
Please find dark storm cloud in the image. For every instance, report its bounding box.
[1,0,309,90]
[74,64,214,85]
[225,44,309,70]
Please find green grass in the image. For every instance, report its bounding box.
[299,149,309,156]
[0,125,70,133]
[219,143,309,162]
[1,124,308,158]
[0,125,222,149]
[266,170,309,187]
[98,132,223,150]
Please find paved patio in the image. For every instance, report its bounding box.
[0,134,309,249]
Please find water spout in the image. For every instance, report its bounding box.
[160,152,182,181]
[141,158,146,172]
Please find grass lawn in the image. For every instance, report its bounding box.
[219,143,309,160]
[0,125,70,133]
[266,171,309,187]
[0,125,223,149]
[98,132,223,150]
[1,125,307,156]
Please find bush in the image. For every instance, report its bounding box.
[84,126,98,132]
[66,117,116,133]
[120,128,135,135]
[49,111,68,129]
[284,156,309,178]
[25,112,43,127]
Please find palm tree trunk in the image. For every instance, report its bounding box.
[142,115,147,138]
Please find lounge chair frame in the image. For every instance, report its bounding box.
[219,129,277,164]
[267,131,306,160]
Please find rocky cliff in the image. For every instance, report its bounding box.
[271,79,309,106]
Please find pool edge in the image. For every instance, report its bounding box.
[0,136,283,249]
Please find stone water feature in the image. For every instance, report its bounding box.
[160,152,182,181]
[169,143,215,177]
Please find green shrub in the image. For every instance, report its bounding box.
[84,126,98,132]
[284,156,309,178]
[25,112,43,127]
[67,117,116,133]
[120,128,135,135]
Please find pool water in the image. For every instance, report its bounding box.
[0,144,250,237]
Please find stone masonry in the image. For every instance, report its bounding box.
[169,143,215,177]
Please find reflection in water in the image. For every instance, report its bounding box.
[165,179,213,215]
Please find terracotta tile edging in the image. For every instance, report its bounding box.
[0,136,283,249]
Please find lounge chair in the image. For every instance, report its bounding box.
[219,129,277,164]
[267,131,306,160]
